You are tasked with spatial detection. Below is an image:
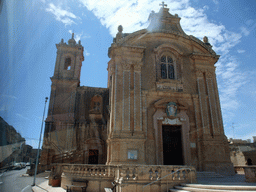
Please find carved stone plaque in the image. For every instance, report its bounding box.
[128,150,138,160]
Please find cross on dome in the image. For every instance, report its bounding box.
[159,1,167,8]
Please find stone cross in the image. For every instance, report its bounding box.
[159,1,167,8]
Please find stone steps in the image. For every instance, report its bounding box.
[197,172,224,178]
[170,189,190,192]
[170,184,256,192]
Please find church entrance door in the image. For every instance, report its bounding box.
[162,125,183,165]
[88,149,99,164]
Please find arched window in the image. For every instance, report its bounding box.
[90,95,102,113]
[93,102,100,111]
[64,57,71,70]
[160,56,175,79]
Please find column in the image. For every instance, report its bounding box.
[206,72,219,135]
[196,69,210,134]
[122,64,131,131]
[134,64,142,132]
[114,60,123,131]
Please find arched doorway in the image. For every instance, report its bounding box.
[153,107,191,165]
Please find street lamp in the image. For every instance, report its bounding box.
[32,97,48,186]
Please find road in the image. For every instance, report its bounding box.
[0,167,47,192]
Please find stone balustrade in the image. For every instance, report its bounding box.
[52,163,196,192]
[234,166,256,182]
[243,166,256,183]
[62,164,115,178]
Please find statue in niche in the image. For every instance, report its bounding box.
[166,102,177,117]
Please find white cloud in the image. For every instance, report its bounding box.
[217,56,247,120]
[246,19,254,26]
[16,113,32,122]
[68,30,91,42]
[212,0,219,5]
[67,30,90,56]
[1,94,17,99]
[203,5,209,10]
[84,50,90,56]
[237,49,245,53]
[78,0,242,57]
[240,26,250,36]
[46,3,78,26]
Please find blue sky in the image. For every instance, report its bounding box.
[1,0,256,148]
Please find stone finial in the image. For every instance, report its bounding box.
[118,25,123,33]
[79,40,81,45]
[116,25,123,42]
[148,11,156,22]
[203,36,209,43]
[61,38,64,43]
[68,33,76,45]
[203,36,212,47]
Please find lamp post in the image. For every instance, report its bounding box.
[32,97,48,186]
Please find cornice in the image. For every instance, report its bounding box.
[190,53,220,62]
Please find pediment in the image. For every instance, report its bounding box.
[154,43,184,56]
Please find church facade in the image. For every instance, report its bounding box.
[41,5,234,175]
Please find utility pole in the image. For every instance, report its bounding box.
[32,97,48,186]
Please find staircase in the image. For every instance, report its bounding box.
[170,183,256,192]
[170,172,256,192]
[197,172,224,178]
[52,150,85,164]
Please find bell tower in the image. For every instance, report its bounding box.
[41,34,84,164]
[46,33,84,127]
[52,33,84,82]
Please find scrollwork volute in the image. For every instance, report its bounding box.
[196,68,214,78]
[108,67,115,74]
[122,63,131,70]
[205,71,214,78]
[51,84,57,90]
[196,69,204,77]
[134,64,142,72]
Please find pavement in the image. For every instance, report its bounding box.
[31,171,65,192]
[32,181,65,192]
[32,173,255,192]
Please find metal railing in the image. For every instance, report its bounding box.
[49,141,63,153]
[142,167,194,192]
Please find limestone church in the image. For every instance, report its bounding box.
[41,4,234,176]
